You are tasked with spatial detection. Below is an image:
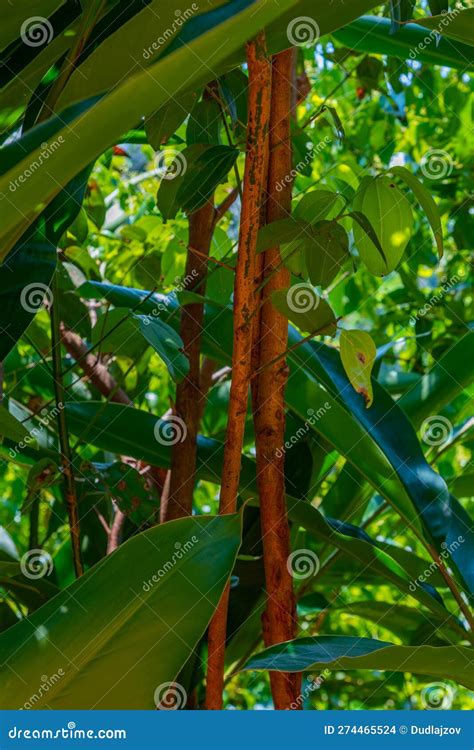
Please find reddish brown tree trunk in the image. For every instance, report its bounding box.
[252,49,301,709]
[162,199,215,521]
[205,33,272,710]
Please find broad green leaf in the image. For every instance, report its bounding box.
[64,403,460,627]
[243,636,474,689]
[294,189,342,224]
[390,165,443,258]
[145,90,198,149]
[305,221,349,288]
[417,8,474,46]
[272,288,337,336]
[0,513,242,709]
[352,176,413,276]
[333,16,474,71]
[340,329,376,408]
[157,145,238,220]
[257,218,311,253]
[133,314,189,382]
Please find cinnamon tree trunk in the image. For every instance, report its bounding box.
[205,32,272,710]
[161,199,215,521]
[252,49,301,709]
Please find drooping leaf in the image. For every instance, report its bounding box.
[390,165,443,258]
[133,314,189,382]
[339,329,377,407]
[305,221,349,289]
[272,288,337,336]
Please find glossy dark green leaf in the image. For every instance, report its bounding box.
[244,636,474,689]
[0,513,242,708]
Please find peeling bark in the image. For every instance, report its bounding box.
[205,32,272,711]
[252,49,301,709]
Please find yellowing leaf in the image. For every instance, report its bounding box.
[340,329,376,408]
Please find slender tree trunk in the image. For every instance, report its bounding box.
[161,199,215,521]
[252,49,301,709]
[50,282,83,577]
[205,33,272,710]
